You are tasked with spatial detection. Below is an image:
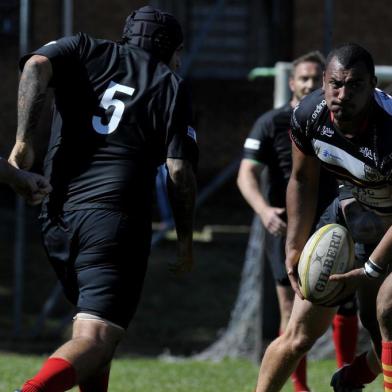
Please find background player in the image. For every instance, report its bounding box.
[255,43,391,392]
[0,158,50,205]
[9,6,197,392]
[238,51,358,392]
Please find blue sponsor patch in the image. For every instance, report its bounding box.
[187,126,197,141]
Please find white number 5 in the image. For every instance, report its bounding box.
[92,81,135,134]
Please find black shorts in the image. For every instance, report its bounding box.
[40,209,151,329]
[264,231,289,286]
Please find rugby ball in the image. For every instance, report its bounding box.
[297,224,354,305]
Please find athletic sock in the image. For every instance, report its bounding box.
[22,357,76,392]
[332,313,358,368]
[342,352,377,387]
[79,368,110,392]
[382,341,392,391]
[291,355,309,392]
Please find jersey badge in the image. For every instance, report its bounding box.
[244,138,260,150]
[359,147,376,161]
[320,126,334,137]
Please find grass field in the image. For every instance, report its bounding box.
[0,353,384,392]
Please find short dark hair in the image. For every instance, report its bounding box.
[292,50,326,70]
[326,43,375,77]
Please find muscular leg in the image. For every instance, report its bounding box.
[331,277,383,390]
[377,274,392,392]
[52,318,124,384]
[21,318,124,391]
[79,363,111,392]
[276,285,309,391]
[377,273,392,341]
[357,275,384,363]
[255,295,336,392]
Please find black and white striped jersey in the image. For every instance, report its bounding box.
[290,88,392,214]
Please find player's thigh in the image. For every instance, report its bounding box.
[75,209,151,329]
[286,295,337,343]
[40,214,79,305]
[376,272,392,339]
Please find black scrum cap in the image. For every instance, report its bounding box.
[122,5,183,64]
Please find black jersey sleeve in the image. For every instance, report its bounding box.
[289,104,315,155]
[242,114,273,164]
[163,80,198,169]
[19,33,87,87]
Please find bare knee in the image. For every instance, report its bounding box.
[377,290,392,339]
[282,329,316,356]
[72,318,124,362]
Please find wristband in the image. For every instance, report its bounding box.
[364,258,386,279]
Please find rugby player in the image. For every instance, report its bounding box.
[238,51,358,392]
[10,5,197,392]
[255,43,391,391]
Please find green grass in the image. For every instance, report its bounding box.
[0,353,384,391]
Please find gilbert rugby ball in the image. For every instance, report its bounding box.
[297,224,354,305]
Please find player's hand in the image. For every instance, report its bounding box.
[9,140,35,170]
[169,238,194,276]
[11,170,52,205]
[285,249,304,299]
[259,207,287,236]
[329,267,367,292]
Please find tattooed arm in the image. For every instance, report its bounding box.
[9,55,52,170]
[166,158,197,274]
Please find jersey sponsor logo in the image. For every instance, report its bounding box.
[321,149,342,161]
[359,147,376,161]
[313,140,371,180]
[44,40,57,46]
[244,138,260,150]
[320,125,334,137]
[311,100,327,120]
[187,126,197,141]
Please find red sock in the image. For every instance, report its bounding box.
[332,314,358,368]
[22,357,76,392]
[79,368,110,392]
[342,352,377,387]
[291,356,309,392]
[382,341,392,391]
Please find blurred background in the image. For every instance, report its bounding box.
[1,0,392,361]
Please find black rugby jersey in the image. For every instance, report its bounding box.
[21,33,198,216]
[243,104,292,207]
[243,103,337,211]
[290,88,392,214]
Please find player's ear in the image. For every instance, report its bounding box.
[289,77,295,93]
[322,71,326,90]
